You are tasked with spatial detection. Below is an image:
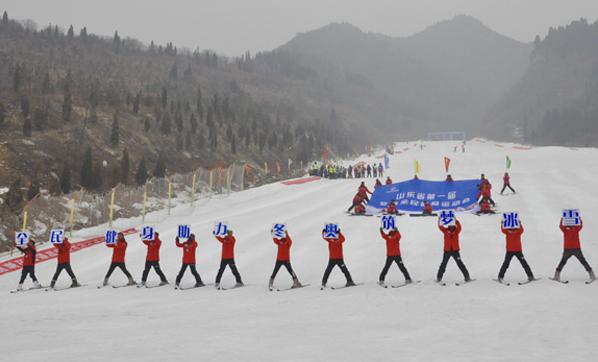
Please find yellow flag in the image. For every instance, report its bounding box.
[414,160,420,175]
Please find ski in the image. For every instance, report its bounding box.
[218,284,245,291]
[145,283,169,289]
[10,286,45,294]
[378,282,388,289]
[112,283,137,288]
[178,283,210,290]
[518,278,541,286]
[331,282,363,290]
[436,281,448,287]
[391,280,422,288]
[46,284,87,292]
[549,278,569,284]
[455,279,476,286]
[276,284,311,292]
[585,279,596,285]
[493,279,510,286]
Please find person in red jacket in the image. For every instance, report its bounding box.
[476,199,495,215]
[385,177,393,185]
[103,232,136,286]
[214,229,243,288]
[498,223,534,282]
[385,200,399,215]
[49,237,80,289]
[347,193,364,213]
[321,229,355,288]
[175,234,204,289]
[422,202,434,215]
[378,227,411,286]
[500,172,516,194]
[357,182,372,202]
[479,182,495,206]
[269,230,302,290]
[14,239,41,291]
[436,220,471,282]
[553,218,595,282]
[140,231,168,286]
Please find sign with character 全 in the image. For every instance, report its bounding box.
[562,209,580,226]
[502,212,520,229]
[439,210,456,227]
[381,215,396,231]
[178,225,191,239]
[15,231,30,247]
[141,226,155,241]
[49,229,65,245]
[323,223,340,239]
[213,222,229,237]
[271,223,287,239]
[105,230,118,245]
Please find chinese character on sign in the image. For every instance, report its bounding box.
[406,191,416,199]
[381,215,396,231]
[213,222,229,237]
[49,229,65,244]
[141,226,154,240]
[397,193,406,200]
[400,199,409,205]
[448,191,457,200]
[105,230,117,245]
[271,223,287,238]
[15,231,30,247]
[426,193,436,200]
[416,193,425,200]
[178,225,191,239]
[502,212,520,229]
[441,201,450,208]
[439,211,456,226]
[323,223,340,239]
[562,209,580,226]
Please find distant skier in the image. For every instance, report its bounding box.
[497,222,534,283]
[378,163,384,177]
[49,236,80,289]
[357,182,372,202]
[347,165,353,178]
[478,181,495,206]
[374,179,382,189]
[552,218,595,282]
[14,238,41,291]
[436,220,471,283]
[378,227,412,286]
[347,194,364,213]
[214,229,244,288]
[385,200,399,215]
[366,164,372,177]
[269,230,302,290]
[422,202,434,216]
[140,231,168,287]
[103,232,136,286]
[476,199,495,215]
[500,172,516,194]
[321,229,355,288]
[385,176,393,185]
[175,234,204,289]
[373,164,378,178]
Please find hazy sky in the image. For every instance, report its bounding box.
[3,0,598,56]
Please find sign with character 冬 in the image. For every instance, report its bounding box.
[213,222,229,237]
[323,223,340,239]
[502,212,520,229]
[141,226,155,241]
[562,209,581,226]
[381,215,396,231]
[439,210,456,227]
[15,231,30,247]
[49,229,65,245]
[271,223,287,239]
[177,225,191,239]
[105,230,118,245]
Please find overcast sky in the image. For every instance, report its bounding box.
[3,0,598,56]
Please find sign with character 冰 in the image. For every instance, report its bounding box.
[562,209,580,226]
[323,223,340,239]
[439,210,456,227]
[213,222,229,237]
[502,212,520,229]
[271,223,287,239]
[381,215,396,232]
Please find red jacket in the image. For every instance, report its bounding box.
[176,238,197,264]
[480,201,491,212]
[386,203,397,214]
[274,235,292,261]
[216,235,236,259]
[54,238,71,264]
[481,183,492,197]
[380,229,401,256]
[352,194,363,206]
[423,204,433,214]
[323,232,345,260]
[18,245,37,267]
[358,185,371,198]
[439,220,462,251]
[503,174,510,184]
[560,219,583,249]
[386,178,393,185]
[143,237,162,261]
[501,225,523,252]
[108,239,127,263]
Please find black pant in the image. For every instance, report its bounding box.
[379,256,411,281]
[51,263,77,284]
[556,249,593,272]
[437,251,470,280]
[322,259,353,285]
[498,252,533,279]
[270,260,297,280]
[215,259,242,283]
[105,262,132,280]
[176,263,202,284]
[501,184,515,193]
[141,261,167,282]
[19,266,38,284]
[479,196,495,206]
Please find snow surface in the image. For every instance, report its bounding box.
[2,140,598,362]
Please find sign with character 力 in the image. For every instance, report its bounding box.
[213,222,229,237]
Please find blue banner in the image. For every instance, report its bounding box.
[366,179,479,213]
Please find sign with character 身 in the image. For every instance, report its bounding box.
[271,223,287,239]
[323,223,340,239]
[381,215,396,231]
[178,225,191,239]
[141,226,154,241]
[213,222,229,237]
[15,231,30,247]
[502,212,520,229]
[105,230,117,245]
[49,229,65,245]
[562,209,580,226]
[439,210,456,227]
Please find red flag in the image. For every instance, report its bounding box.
[444,157,451,173]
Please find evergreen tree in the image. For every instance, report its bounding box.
[20,96,30,118]
[175,105,183,132]
[110,113,119,145]
[42,71,51,94]
[13,63,22,92]
[27,177,40,200]
[185,132,192,151]
[196,87,204,119]
[62,89,72,122]
[80,147,94,189]
[0,102,5,128]
[33,107,48,130]
[226,124,233,141]
[113,31,121,53]
[23,117,32,137]
[189,112,197,134]
[92,161,103,190]
[60,163,71,194]
[160,112,171,135]
[144,118,151,132]
[2,11,8,24]
[154,155,166,178]
[197,129,205,150]
[120,148,130,184]
[80,27,88,39]
[135,157,148,186]
[231,134,237,154]
[133,91,141,114]
[67,25,74,38]
[161,87,168,108]
[169,62,178,79]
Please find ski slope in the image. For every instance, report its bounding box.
[1,140,598,362]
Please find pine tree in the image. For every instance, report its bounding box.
[23,117,32,137]
[42,71,51,94]
[144,118,151,132]
[80,27,88,39]
[197,130,205,150]
[154,155,166,178]
[189,112,197,134]
[161,87,168,108]
[135,158,148,186]
[0,102,5,128]
[92,161,103,190]
[185,132,192,151]
[2,11,8,24]
[60,163,71,194]
[67,25,74,38]
[20,96,30,118]
[169,63,178,79]
[13,63,22,92]
[161,112,171,135]
[226,124,233,141]
[113,31,121,53]
[120,148,130,184]
[110,113,119,145]
[175,106,183,132]
[133,91,141,114]
[231,134,237,154]
[196,87,204,119]
[80,147,94,189]
[62,89,72,122]
[33,107,48,130]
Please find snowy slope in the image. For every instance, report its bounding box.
[1,140,598,362]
